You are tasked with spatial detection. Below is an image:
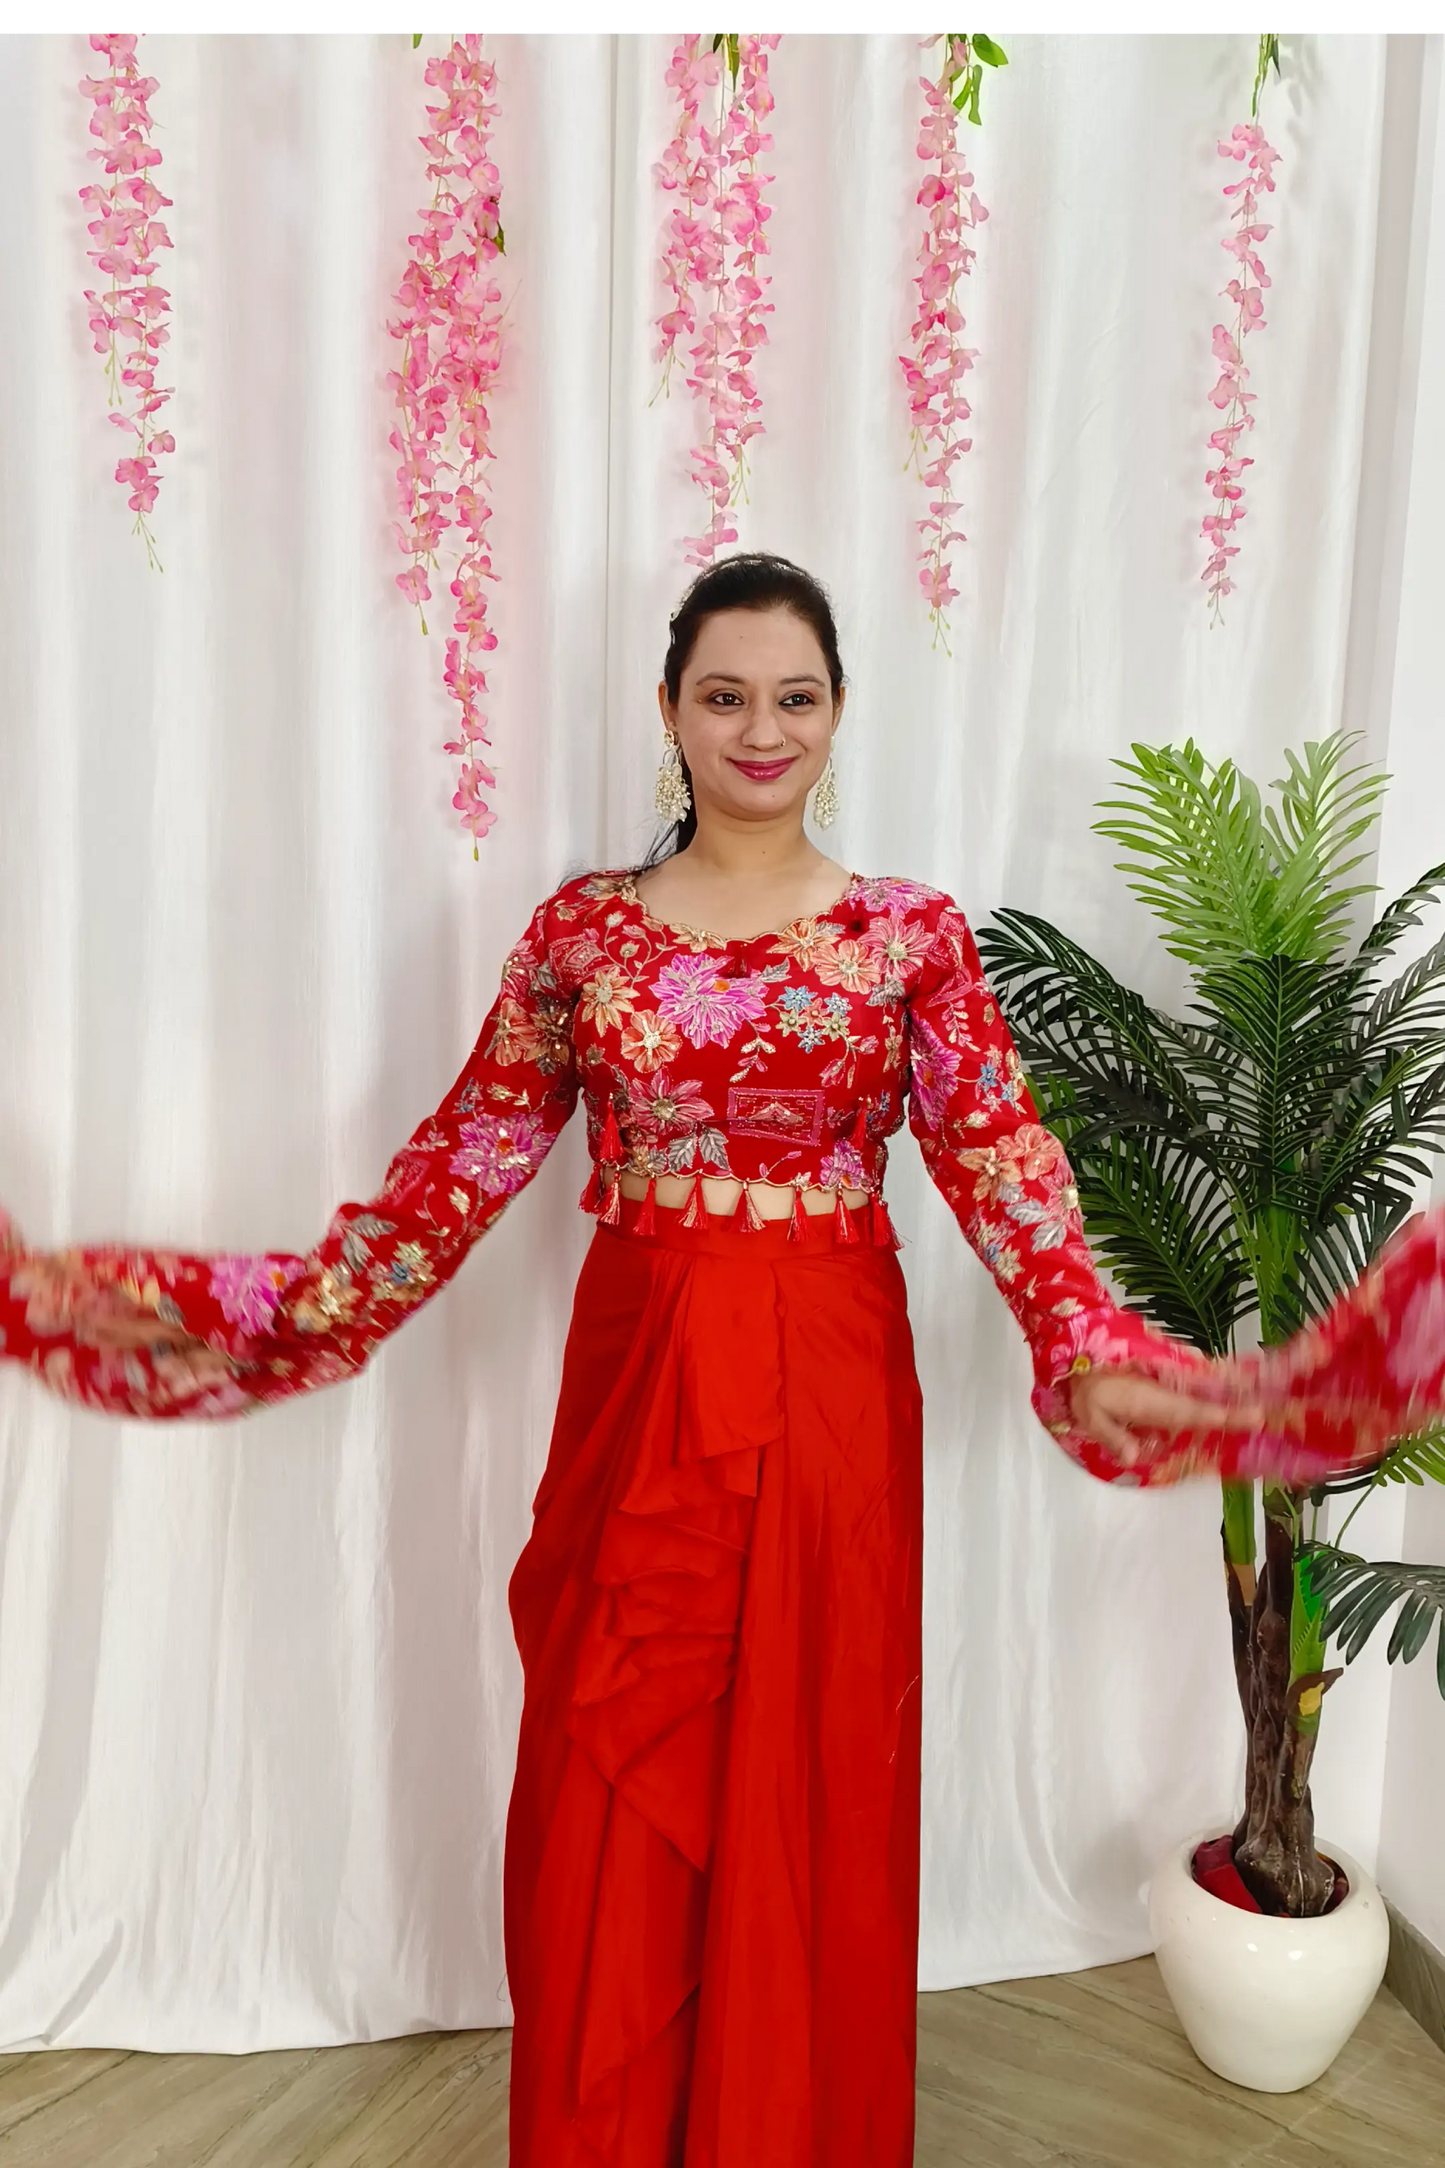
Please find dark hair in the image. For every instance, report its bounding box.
[648,552,845,860]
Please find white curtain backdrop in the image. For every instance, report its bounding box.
[0,32,1436,2049]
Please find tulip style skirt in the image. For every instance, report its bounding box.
[503,1197,924,2168]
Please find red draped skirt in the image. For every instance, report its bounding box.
[503,1197,924,2168]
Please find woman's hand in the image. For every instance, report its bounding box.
[73,1294,212,1355]
[1068,1364,1265,1467]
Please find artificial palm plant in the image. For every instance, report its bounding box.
[979,732,1445,1919]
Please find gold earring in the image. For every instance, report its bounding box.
[812,754,838,830]
[655,734,692,822]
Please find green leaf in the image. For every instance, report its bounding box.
[1252,32,1282,117]
[1375,1426,1445,1488]
[1309,1550,1445,1699]
[972,33,1008,66]
[412,31,422,47]
[1222,1480,1256,1570]
[1094,733,1385,969]
[1291,1548,1328,1682]
[1359,860,1445,960]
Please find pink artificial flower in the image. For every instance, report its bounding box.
[898,38,990,645]
[654,35,779,564]
[1200,111,1281,620]
[78,34,174,563]
[388,36,506,845]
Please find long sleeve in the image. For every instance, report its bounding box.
[0,898,578,1420]
[906,900,1204,1481]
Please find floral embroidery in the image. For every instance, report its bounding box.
[955,1123,1067,1201]
[770,919,840,970]
[820,1141,866,1189]
[652,952,770,1049]
[626,1069,714,1137]
[450,1108,554,1195]
[907,1013,962,1131]
[620,1009,683,1074]
[863,911,936,980]
[814,939,881,993]
[579,968,637,1032]
[208,1254,305,1335]
[775,986,851,1052]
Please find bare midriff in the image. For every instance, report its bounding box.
[615,1171,870,1219]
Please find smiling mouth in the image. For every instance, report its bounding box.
[731,756,797,782]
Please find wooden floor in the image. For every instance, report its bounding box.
[1,1957,1442,2165]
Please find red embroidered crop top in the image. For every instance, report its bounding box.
[0,870,1192,1481]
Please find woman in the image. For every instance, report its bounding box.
[0,553,1360,2166]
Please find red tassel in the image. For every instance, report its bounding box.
[681,1171,708,1229]
[789,1184,808,1242]
[578,1162,603,1215]
[871,1197,900,1249]
[741,1182,765,1233]
[598,1174,622,1228]
[599,1103,623,1166]
[834,1188,859,1244]
[851,1106,869,1149]
[635,1177,657,1235]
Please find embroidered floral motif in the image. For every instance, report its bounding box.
[652,952,771,1049]
[579,968,637,1032]
[619,1009,683,1074]
[626,1069,714,1136]
[450,1108,554,1195]
[775,986,852,1052]
[770,919,840,970]
[208,1254,306,1335]
[907,1013,962,1131]
[820,1141,866,1189]
[814,938,881,993]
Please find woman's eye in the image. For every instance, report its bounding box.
[710,692,742,706]
[782,693,815,708]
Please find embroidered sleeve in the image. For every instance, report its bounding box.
[0,898,579,1420]
[906,900,1203,1483]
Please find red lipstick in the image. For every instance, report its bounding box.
[731,756,797,782]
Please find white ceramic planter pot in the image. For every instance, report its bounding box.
[1149,1831,1390,2093]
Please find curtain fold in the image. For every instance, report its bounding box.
[0,32,1422,2047]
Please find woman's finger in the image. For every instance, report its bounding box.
[80,1311,207,1352]
[1083,1372,1266,1434]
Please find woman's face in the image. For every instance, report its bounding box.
[659,605,842,832]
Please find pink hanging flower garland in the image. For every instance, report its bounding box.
[1201,39,1282,623]
[654,35,779,567]
[78,34,175,569]
[899,34,1004,649]
[387,35,506,852]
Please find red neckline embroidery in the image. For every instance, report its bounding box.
[617,870,863,950]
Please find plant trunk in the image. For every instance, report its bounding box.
[1228,1495,1341,1916]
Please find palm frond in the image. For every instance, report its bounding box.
[980,911,1213,1139]
[1361,930,1445,1052]
[1061,1129,1249,1353]
[1359,858,1445,960]
[1261,736,1387,960]
[1094,742,1275,968]
[1375,1425,1445,1487]
[1308,1549,1445,1696]
[1189,956,1368,1196]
